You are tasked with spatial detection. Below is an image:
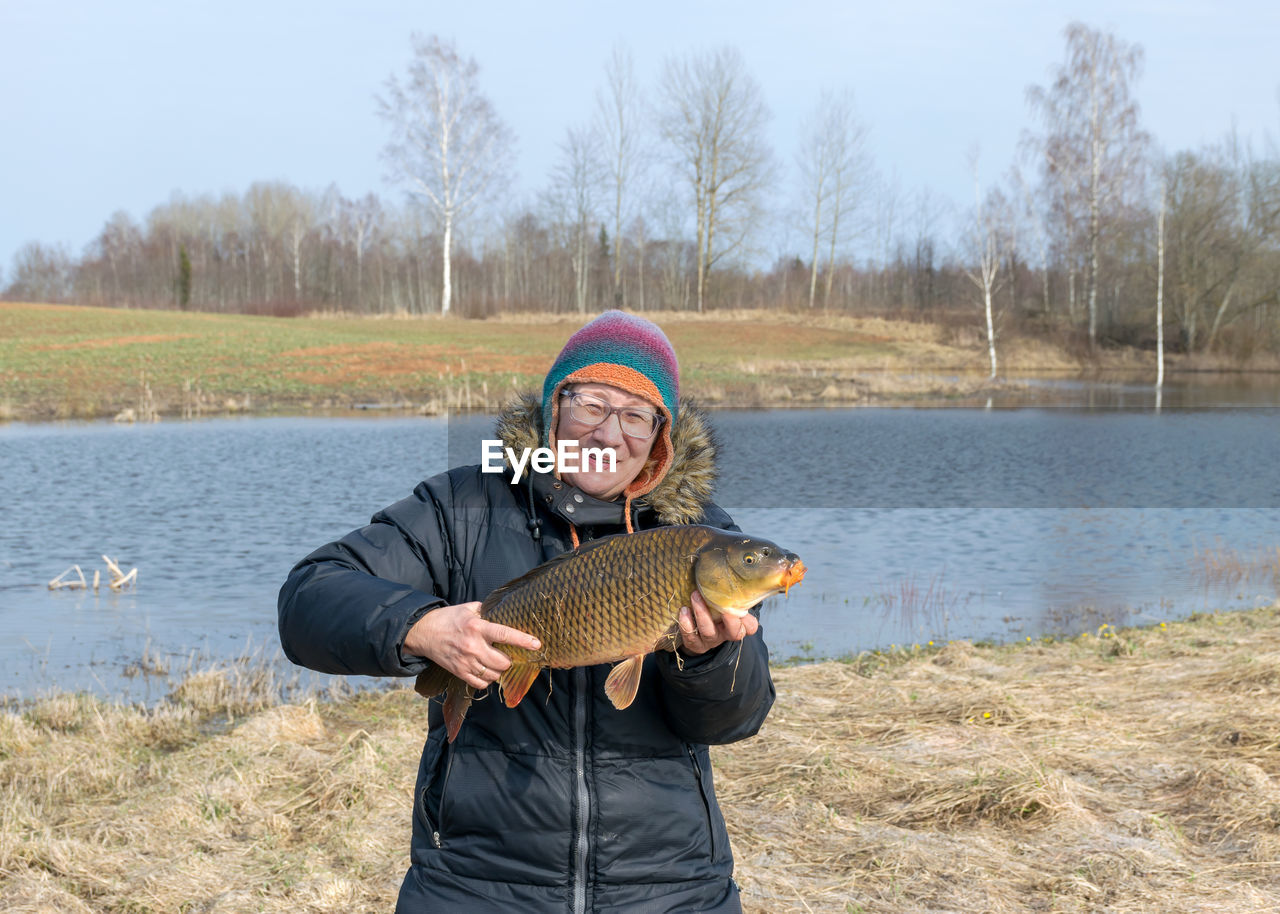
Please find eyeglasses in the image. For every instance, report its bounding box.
[561,390,664,440]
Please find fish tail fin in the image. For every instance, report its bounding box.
[499,662,541,709]
[443,682,474,743]
[603,654,646,710]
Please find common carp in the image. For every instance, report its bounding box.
[414,524,806,742]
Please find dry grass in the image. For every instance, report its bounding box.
[6,605,1280,911]
[725,605,1280,912]
[1193,545,1280,592]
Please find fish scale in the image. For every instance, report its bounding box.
[415,523,806,742]
[487,524,710,667]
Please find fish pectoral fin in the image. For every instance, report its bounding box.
[604,654,646,710]
[498,662,541,709]
[442,682,474,744]
[415,664,453,699]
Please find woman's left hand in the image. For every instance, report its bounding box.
[677,590,759,655]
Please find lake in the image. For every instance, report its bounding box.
[1,399,1277,701]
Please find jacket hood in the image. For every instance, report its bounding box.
[494,391,719,526]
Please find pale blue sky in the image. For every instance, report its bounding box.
[2,0,1277,279]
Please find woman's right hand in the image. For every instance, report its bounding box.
[403,602,541,690]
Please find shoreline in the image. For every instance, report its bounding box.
[5,604,1280,911]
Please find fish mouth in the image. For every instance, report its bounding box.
[780,559,807,596]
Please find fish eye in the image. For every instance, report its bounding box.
[743,554,755,565]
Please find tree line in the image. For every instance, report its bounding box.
[5,24,1278,361]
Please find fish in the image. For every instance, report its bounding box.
[414,524,806,742]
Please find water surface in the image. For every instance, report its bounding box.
[1,405,1276,701]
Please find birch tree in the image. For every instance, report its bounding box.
[796,89,869,308]
[94,211,142,303]
[657,47,773,312]
[1027,22,1148,347]
[378,34,514,315]
[1155,178,1166,390]
[281,188,315,300]
[962,159,1011,379]
[245,182,290,302]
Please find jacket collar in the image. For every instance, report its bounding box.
[494,392,719,527]
[528,470,646,529]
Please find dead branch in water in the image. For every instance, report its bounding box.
[47,564,87,590]
[102,554,138,591]
[47,556,138,591]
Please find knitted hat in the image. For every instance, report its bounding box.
[541,310,680,502]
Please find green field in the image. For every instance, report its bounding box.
[0,303,573,419]
[1,301,1104,420]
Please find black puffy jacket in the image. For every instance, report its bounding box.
[277,396,775,913]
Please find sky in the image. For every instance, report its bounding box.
[2,0,1278,281]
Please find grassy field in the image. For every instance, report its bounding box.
[5,605,1280,912]
[0,301,1145,421]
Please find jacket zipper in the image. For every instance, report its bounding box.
[688,745,718,861]
[422,746,455,849]
[573,667,589,914]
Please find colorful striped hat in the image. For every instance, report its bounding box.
[542,310,680,501]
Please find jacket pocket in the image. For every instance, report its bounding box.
[417,740,455,849]
[687,745,720,862]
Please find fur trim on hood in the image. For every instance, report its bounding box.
[494,391,719,527]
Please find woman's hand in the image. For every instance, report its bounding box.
[677,591,759,655]
[404,602,541,690]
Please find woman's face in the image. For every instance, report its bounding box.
[555,382,659,501]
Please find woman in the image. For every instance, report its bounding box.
[278,310,775,913]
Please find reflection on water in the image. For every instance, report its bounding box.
[1,404,1277,700]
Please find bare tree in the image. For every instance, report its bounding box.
[93,211,142,303]
[7,242,73,302]
[657,47,773,312]
[652,192,693,310]
[245,182,292,302]
[621,214,648,311]
[378,34,515,315]
[962,154,1012,378]
[280,188,315,300]
[1155,177,1166,390]
[869,172,900,306]
[594,43,646,307]
[796,89,869,308]
[546,125,606,314]
[1010,166,1052,315]
[1027,22,1149,347]
[1163,139,1280,353]
[909,188,948,312]
[338,194,383,309]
